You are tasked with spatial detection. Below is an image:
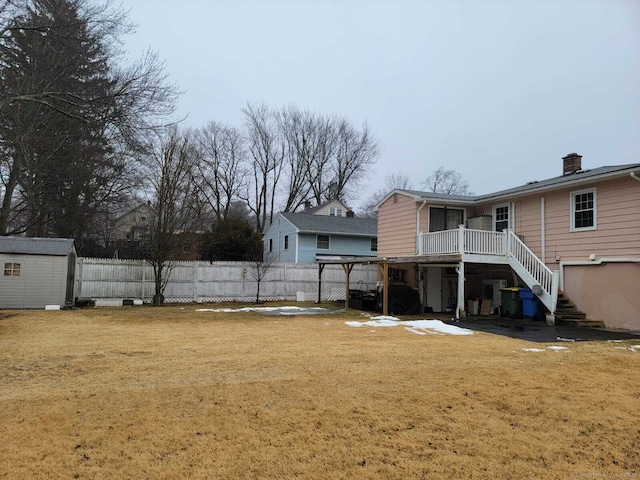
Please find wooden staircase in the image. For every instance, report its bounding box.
[554,292,605,328]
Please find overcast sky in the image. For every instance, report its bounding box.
[121,0,640,211]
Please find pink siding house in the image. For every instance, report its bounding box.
[376,154,640,330]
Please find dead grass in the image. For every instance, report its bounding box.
[0,304,639,479]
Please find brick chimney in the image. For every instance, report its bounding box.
[562,153,582,175]
[303,200,312,210]
[346,209,355,218]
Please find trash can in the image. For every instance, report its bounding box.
[500,287,522,317]
[519,288,540,318]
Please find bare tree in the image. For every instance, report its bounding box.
[142,127,200,305]
[194,121,247,221]
[329,119,378,203]
[241,103,284,231]
[248,241,273,304]
[277,104,378,209]
[422,167,472,195]
[361,172,413,217]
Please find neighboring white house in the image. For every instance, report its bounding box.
[0,237,77,308]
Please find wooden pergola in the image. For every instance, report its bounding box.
[316,256,389,314]
[317,254,463,316]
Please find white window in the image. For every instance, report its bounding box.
[570,188,597,231]
[329,207,343,217]
[370,238,378,252]
[317,235,330,250]
[493,204,510,232]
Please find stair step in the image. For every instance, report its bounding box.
[555,311,587,320]
[556,318,606,328]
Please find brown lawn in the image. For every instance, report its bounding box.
[0,305,639,479]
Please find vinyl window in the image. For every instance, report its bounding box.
[570,188,597,231]
[317,235,330,250]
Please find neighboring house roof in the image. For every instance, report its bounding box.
[0,237,75,256]
[280,212,377,237]
[379,163,640,208]
[302,199,349,215]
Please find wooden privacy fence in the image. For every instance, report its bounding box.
[75,258,380,303]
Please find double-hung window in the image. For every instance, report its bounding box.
[493,204,510,232]
[570,188,597,231]
[317,235,330,250]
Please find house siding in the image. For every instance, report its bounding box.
[473,175,640,265]
[564,263,640,330]
[263,216,298,263]
[310,200,348,217]
[378,193,418,257]
[298,233,376,263]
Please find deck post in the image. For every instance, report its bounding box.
[457,260,466,319]
[342,263,354,310]
[458,224,465,254]
[382,260,389,316]
[317,263,325,304]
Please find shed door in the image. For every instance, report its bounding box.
[65,252,76,305]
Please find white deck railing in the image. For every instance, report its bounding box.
[418,227,505,256]
[417,226,559,313]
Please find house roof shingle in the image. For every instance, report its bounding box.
[0,237,75,256]
[392,164,640,205]
[281,212,377,236]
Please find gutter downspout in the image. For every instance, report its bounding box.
[416,200,427,254]
[541,197,546,264]
[630,171,640,183]
[559,258,640,291]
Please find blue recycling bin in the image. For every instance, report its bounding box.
[519,288,540,318]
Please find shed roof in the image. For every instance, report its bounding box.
[281,212,377,236]
[0,237,75,256]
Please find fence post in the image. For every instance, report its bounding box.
[76,257,84,298]
[141,260,145,302]
[193,262,198,302]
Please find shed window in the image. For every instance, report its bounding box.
[4,262,21,277]
[283,235,289,250]
[317,235,330,250]
[370,238,378,252]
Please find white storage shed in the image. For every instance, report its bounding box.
[0,237,77,309]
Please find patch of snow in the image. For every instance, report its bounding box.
[629,345,640,352]
[345,316,473,336]
[522,348,545,352]
[195,306,333,315]
[547,346,569,351]
[556,337,576,342]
